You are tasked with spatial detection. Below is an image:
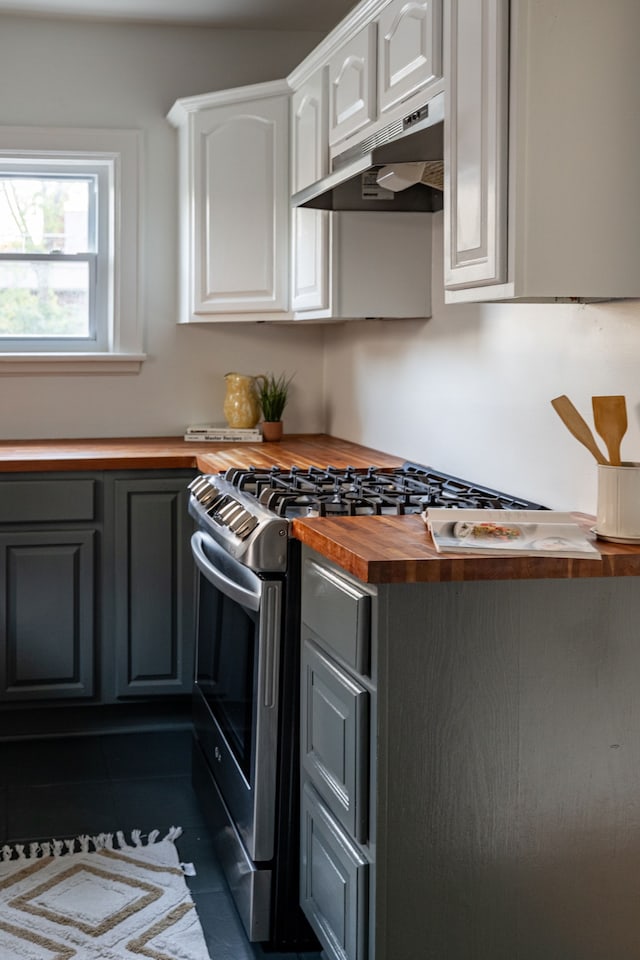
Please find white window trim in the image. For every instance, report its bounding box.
[0,126,145,374]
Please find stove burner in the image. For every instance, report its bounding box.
[221,464,546,518]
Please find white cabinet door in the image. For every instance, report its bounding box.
[193,95,289,315]
[328,23,377,152]
[291,71,330,313]
[377,0,443,116]
[168,82,290,321]
[443,0,508,290]
[291,208,331,313]
[291,69,328,193]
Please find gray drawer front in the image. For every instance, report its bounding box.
[0,479,96,523]
[302,557,370,674]
[302,638,369,842]
[301,782,368,960]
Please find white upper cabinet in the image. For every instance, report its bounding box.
[291,69,329,193]
[168,81,291,322]
[443,0,508,291]
[287,0,443,322]
[377,0,443,117]
[328,23,377,153]
[445,0,640,302]
[290,70,331,314]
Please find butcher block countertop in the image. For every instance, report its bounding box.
[1,433,638,583]
[0,434,403,473]
[291,514,640,583]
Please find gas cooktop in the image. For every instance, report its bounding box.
[222,462,547,518]
[188,462,546,572]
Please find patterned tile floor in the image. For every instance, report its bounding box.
[0,728,322,960]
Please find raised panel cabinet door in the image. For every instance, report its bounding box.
[0,530,95,701]
[378,0,443,115]
[291,208,331,314]
[113,478,195,698]
[291,70,328,193]
[192,94,289,315]
[443,0,509,289]
[300,782,369,960]
[301,638,369,843]
[290,70,331,314]
[328,23,377,151]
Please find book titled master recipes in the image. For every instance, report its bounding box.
[423,509,601,560]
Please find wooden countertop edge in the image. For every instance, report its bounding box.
[291,514,640,583]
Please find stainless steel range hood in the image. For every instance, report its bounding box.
[291,92,444,213]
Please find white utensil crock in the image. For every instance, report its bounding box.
[596,462,640,542]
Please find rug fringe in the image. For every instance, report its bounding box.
[0,826,183,862]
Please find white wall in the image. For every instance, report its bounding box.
[325,212,640,514]
[0,15,327,439]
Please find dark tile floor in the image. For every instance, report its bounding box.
[0,728,321,960]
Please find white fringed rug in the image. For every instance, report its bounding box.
[0,827,211,959]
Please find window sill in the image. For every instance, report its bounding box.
[0,353,146,375]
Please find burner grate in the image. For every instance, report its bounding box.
[220,463,546,518]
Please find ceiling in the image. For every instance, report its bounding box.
[0,0,359,31]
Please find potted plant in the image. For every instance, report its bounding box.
[257,372,294,442]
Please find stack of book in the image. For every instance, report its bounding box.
[423,508,601,559]
[184,424,263,442]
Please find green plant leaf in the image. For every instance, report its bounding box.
[257,371,294,422]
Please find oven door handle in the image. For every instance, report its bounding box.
[191,531,262,612]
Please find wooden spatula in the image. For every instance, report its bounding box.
[592,395,627,466]
[551,395,608,464]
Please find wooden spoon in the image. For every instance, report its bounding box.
[592,395,627,467]
[551,395,608,464]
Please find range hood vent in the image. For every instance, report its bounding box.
[291,92,444,212]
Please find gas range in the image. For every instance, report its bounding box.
[188,462,546,573]
[188,460,546,949]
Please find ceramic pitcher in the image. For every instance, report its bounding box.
[223,372,263,429]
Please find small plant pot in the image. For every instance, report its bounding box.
[262,421,283,442]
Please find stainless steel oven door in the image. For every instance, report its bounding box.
[191,529,282,862]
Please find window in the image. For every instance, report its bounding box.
[0,127,144,373]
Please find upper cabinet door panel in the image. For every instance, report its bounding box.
[291,208,330,314]
[378,0,443,115]
[328,23,377,150]
[444,0,509,290]
[292,70,328,193]
[193,96,288,314]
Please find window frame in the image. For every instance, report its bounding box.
[0,127,144,374]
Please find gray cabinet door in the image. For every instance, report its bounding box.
[302,637,369,843]
[301,781,369,960]
[0,529,95,701]
[112,477,195,697]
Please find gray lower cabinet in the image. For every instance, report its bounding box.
[0,469,196,708]
[110,476,195,698]
[301,544,640,960]
[300,549,376,960]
